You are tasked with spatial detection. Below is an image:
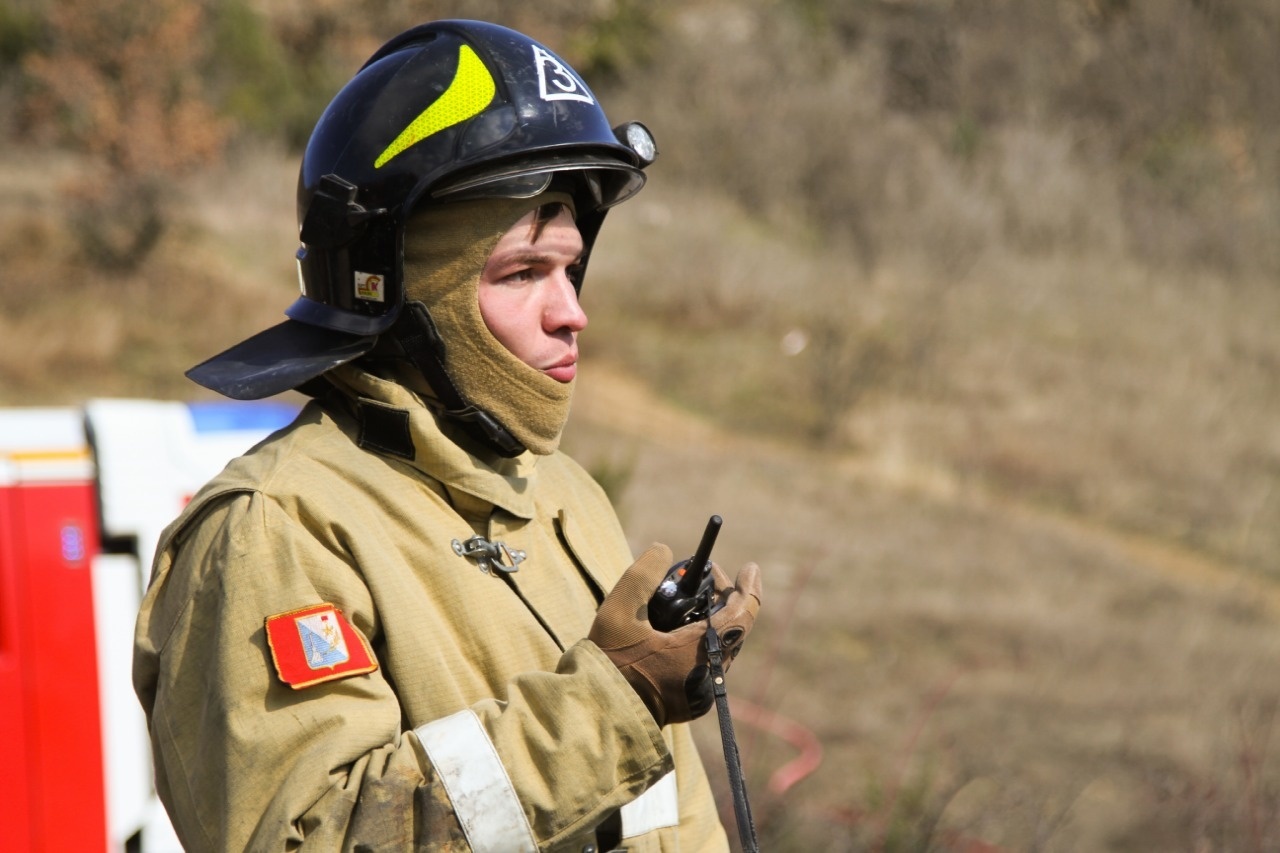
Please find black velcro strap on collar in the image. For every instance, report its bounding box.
[356,398,414,460]
[390,301,525,458]
[390,302,470,411]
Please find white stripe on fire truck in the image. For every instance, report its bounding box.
[0,449,93,485]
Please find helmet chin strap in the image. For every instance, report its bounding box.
[389,301,526,458]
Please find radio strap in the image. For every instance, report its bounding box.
[705,624,760,852]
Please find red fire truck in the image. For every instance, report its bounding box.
[1,399,296,852]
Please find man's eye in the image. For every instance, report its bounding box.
[504,268,535,283]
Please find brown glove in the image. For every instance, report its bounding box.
[589,543,762,726]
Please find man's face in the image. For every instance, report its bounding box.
[478,205,587,383]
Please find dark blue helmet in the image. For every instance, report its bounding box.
[188,20,656,400]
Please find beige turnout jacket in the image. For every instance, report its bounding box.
[133,365,727,852]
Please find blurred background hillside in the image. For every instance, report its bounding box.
[1,1,1278,850]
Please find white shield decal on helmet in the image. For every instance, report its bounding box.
[532,45,594,105]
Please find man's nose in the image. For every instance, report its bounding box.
[544,271,588,333]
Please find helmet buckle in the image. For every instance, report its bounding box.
[300,174,388,250]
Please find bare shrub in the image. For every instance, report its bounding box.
[22,0,230,270]
[604,0,1278,279]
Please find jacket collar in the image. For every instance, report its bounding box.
[325,363,540,520]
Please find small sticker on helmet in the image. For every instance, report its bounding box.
[532,45,594,105]
[355,271,385,302]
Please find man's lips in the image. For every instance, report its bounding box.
[543,354,578,383]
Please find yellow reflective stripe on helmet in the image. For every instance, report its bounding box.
[374,44,496,169]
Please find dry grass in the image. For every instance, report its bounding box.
[564,369,1280,851]
[0,145,293,402]
[587,175,1280,577]
[572,168,1280,848]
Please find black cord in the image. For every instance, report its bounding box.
[706,624,760,852]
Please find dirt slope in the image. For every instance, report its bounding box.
[566,363,1280,851]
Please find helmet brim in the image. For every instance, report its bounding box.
[186,320,375,400]
[429,152,646,210]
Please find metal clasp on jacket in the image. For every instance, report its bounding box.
[451,535,526,574]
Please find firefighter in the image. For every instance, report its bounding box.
[133,20,762,852]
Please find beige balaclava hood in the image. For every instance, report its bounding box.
[399,192,578,456]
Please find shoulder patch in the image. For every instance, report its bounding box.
[265,603,378,689]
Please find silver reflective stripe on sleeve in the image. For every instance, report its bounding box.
[414,709,538,853]
[620,770,680,838]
